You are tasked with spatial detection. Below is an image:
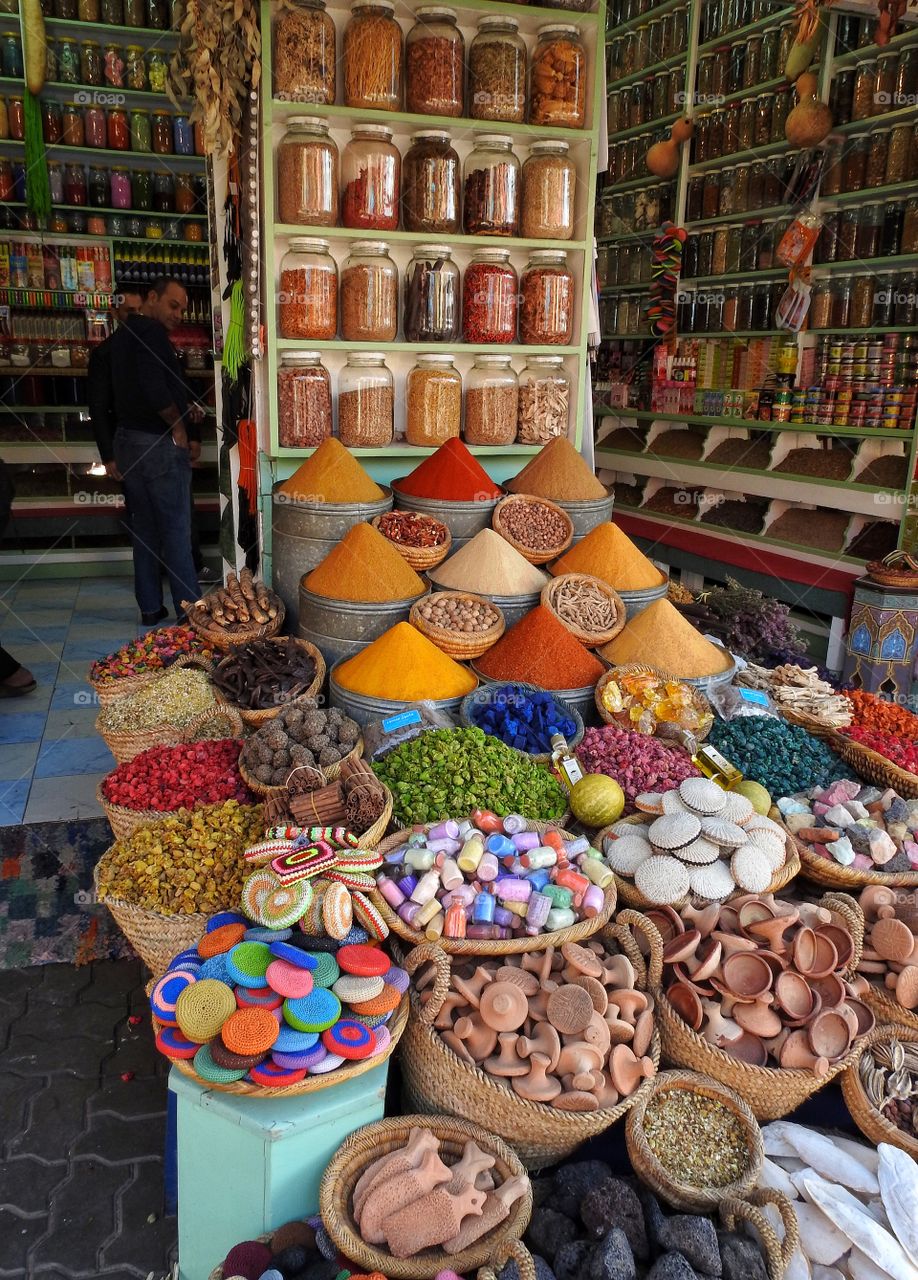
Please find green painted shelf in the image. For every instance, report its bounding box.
[43,15,180,40]
[596,229,655,245]
[593,407,915,439]
[675,330,784,338]
[0,137,204,168]
[831,104,918,137]
[715,76,789,110]
[678,268,787,286]
[697,5,794,52]
[684,205,790,229]
[273,224,589,251]
[809,326,918,334]
[2,201,206,220]
[605,48,686,91]
[0,75,187,108]
[605,0,684,42]
[269,100,594,143]
[275,339,581,354]
[822,183,909,207]
[603,174,671,195]
[816,254,918,275]
[688,138,802,174]
[831,22,918,70]
[607,112,680,144]
[595,447,892,496]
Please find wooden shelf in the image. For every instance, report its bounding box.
[275,339,581,355]
[831,22,918,70]
[270,100,594,144]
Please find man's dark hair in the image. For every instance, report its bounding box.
[113,280,144,299]
[148,275,186,297]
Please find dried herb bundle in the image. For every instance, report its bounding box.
[168,0,261,159]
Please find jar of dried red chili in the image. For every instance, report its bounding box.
[405,6,464,117]
[341,124,400,231]
[462,247,518,344]
[278,237,338,340]
[519,249,574,345]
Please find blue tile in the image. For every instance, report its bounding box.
[68,616,140,637]
[51,681,98,711]
[34,736,115,778]
[1,625,70,646]
[0,778,30,825]
[6,645,63,667]
[5,610,67,630]
[25,662,60,686]
[23,773,105,822]
[0,713,47,744]
[42,708,102,739]
[0,741,39,780]
[61,638,117,662]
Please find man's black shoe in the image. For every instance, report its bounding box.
[141,607,169,626]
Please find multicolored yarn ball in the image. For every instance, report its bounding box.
[274,1025,319,1053]
[176,979,238,1043]
[332,974,383,1004]
[193,1043,248,1084]
[352,892,388,941]
[258,876,314,930]
[170,961,204,976]
[248,1060,308,1087]
[172,946,204,965]
[155,1025,198,1059]
[283,988,341,1033]
[269,941,319,970]
[339,926,370,947]
[266,959,314,999]
[223,1240,273,1280]
[151,970,198,1025]
[241,869,281,922]
[337,944,389,978]
[235,985,283,1011]
[348,983,401,1018]
[322,1018,375,1060]
[373,1025,392,1055]
[225,941,272,986]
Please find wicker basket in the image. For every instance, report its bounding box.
[593,663,713,741]
[827,730,918,800]
[459,680,585,764]
[319,1114,532,1279]
[89,649,215,707]
[96,785,180,841]
[622,894,870,1121]
[540,573,626,648]
[214,636,326,728]
[865,551,918,589]
[373,826,614,957]
[793,831,918,890]
[187,593,286,651]
[492,495,574,566]
[239,736,364,798]
[398,926,661,1169]
[841,1023,918,1158]
[97,696,244,766]
[371,513,453,572]
[860,978,918,1033]
[625,1069,763,1211]
[718,1190,802,1280]
[409,592,505,661]
[285,781,394,850]
[93,857,212,977]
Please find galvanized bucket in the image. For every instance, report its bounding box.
[271,486,394,618]
[553,493,615,543]
[297,583,427,673]
[473,665,602,729]
[327,661,472,727]
[682,650,736,692]
[618,580,669,619]
[391,486,501,549]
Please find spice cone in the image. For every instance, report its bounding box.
[335,622,477,701]
[599,599,732,679]
[552,522,666,592]
[276,438,385,504]
[475,605,604,690]
[429,529,549,596]
[304,524,426,603]
[394,438,503,502]
[507,438,609,502]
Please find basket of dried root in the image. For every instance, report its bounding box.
[541,573,626,648]
[184,568,285,650]
[736,662,853,733]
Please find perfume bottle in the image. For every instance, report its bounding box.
[692,742,742,790]
[550,733,583,787]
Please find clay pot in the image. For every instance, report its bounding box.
[747,916,793,953]
[483,1031,529,1078]
[792,927,818,975]
[663,929,701,965]
[738,899,778,933]
[845,997,876,1036]
[780,1028,829,1076]
[808,972,846,1011]
[808,933,839,980]
[816,924,853,970]
[517,1022,561,1070]
[733,1000,783,1039]
[809,1009,852,1060]
[645,906,684,944]
[603,955,636,989]
[511,1052,561,1103]
[775,970,815,1022]
[667,981,704,1030]
[682,902,721,938]
[479,981,529,1032]
[632,1008,654,1058]
[717,906,741,933]
[757,950,789,980]
[520,951,554,984]
[720,1031,768,1067]
[722,952,773,1000]
[608,1043,653,1096]
[453,1015,498,1062]
[686,938,723,983]
[872,917,915,963]
[671,961,715,997]
[453,975,486,1009]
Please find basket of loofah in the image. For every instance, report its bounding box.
[841,1023,918,1159]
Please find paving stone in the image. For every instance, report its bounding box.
[101,1160,175,1277]
[0,970,44,1002]
[0,1206,48,1272]
[9,997,121,1045]
[0,1073,42,1154]
[88,1075,168,1122]
[99,1017,163,1079]
[78,960,145,1008]
[71,1110,167,1163]
[29,964,93,1006]
[0,1033,104,1076]
[29,1159,130,1275]
[0,1156,67,1218]
[7,1075,95,1164]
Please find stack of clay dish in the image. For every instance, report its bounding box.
[597,778,799,910]
[849,885,918,1032]
[320,1114,533,1279]
[622,888,872,1120]
[397,929,660,1168]
[840,1023,918,1160]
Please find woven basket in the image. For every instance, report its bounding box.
[459,680,585,764]
[286,782,394,849]
[409,592,506,661]
[214,636,326,728]
[97,696,243,766]
[860,978,918,1033]
[187,591,285,651]
[319,1114,532,1279]
[371,513,453,571]
[593,663,713,741]
[160,995,408,1097]
[841,1023,918,1158]
[239,737,364,798]
[865,550,918,588]
[625,1069,763,1212]
[398,926,661,1169]
[622,895,871,1121]
[89,649,214,707]
[373,826,614,957]
[718,1189,802,1280]
[793,831,918,890]
[93,857,212,977]
[597,814,800,911]
[828,731,918,800]
[492,495,574,566]
[540,573,626,648]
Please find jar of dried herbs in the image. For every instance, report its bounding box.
[521,139,575,240]
[469,15,526,124]
[344,0,402,111]
[338,352,394,447]
[517,354,570,444]
[406,354,461,446]
[403,243,460,342]
[277,117,339,227]
[463,133,520,236]
[464,354,518,445]
[405,6,464,118]
[520,249,574,345]
[273,0,336,105]
[340,241,398,342]
[529,23,585,129]
[278,352,332,448]
[278,237,338,340]
[402,130,460,234]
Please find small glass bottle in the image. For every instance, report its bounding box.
[406,354,461,447]
[519,249,574,345]
[278,237,338,340]
[338,352,393,448]
[405,6,464,117]
[278,352,333,448]
[464,355,518,446]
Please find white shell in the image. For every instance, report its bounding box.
[763,1122,879,1195]
[803,1177,918,1280]
[793,1200,852,1266]
[849,1247,900,1280]
[812,1268,846,1280]
[833,1136,879,1177]
[758,1157,800,1201]
[879,1142,918,1266]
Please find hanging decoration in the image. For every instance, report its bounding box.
[785,72,833,147]
[785,0,839,79]
[19,0,50,221]
[648,222,686,339]
[167,0,261,159]
[645,118,693,180]
[874,0,907,46]
[236,415,260,571]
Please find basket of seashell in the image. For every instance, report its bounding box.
[841,1025,918,1159]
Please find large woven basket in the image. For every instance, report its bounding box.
[793,831,918,890]
[187,592,285,651]
[90,650,213,707]
[540,573,626,648]
[828,730,918,800]
[492,495,574,566]
[373,826,613,957]
[319,1114,532,1279]
[719,1190,801,1280]
[593,663,713,740]
[622,895,871,1121]
[409,592,506,661]
[859,977,918,1033]
[97,697,244,766]
[625,1069,763,1212]
[371,513,453,571]
[459,680,585,764]
[93,859,212,978]
[398,927,661,1169]
[841,1023,918,1158]
[214,636,326,728]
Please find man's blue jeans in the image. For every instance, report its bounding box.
[113,428,199,617]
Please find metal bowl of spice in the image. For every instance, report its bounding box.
[625,1069,763,1212]
[492,494,574,566]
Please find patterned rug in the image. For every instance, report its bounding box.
[0,818,132,967]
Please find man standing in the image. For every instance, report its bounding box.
[110,277,202,625]
[87,281,144,481]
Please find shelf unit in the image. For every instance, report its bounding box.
[260,0,605,487]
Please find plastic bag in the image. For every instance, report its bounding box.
[708,683,779,721]
[363,701,458,760]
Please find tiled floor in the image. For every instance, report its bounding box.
[0,577,155,827]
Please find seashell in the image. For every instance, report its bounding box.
[793,1199,853,1266]
[604,834,653,876]
[878,1142,918,1266]
[812,1268,846,1280]
[758,1155,801,1200]
[634,855,690,905]
[849,1247,901,1280]
[803,1176,916,1280]
[765,1122,879,1195]
[833,1134,880,1176]
[679,776,727,815]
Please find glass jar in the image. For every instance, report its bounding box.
[61,103,84,147]
[129,109,151,152]
[737,98,755,150]
[855,204,883,258]
[147,50,167,93]
[152,111,173,154]
[88,165,109,207]
[852,60,876,119]
[54,0,77,14]
[173,114,194,156]
[153,171,174,211]
[273,0,336,105]
[406,354,461,447]
[463,133,520,236]
[103,42,124,87]
[521,140,575,241]
[809,279,831,329]
[821,143,843,196]
[147,0,168,26]
[132,168,152,209]
[279,237,338,340]
[7,95,23,141]
[174,172,195,213]
[903,197,918,254]
[873,275,895,326]
[405,7,464,117]
[886,124,912,185]
[338,352,394,448]
[101,0,123,21]
[343,0,402,111]
[85,106,107,148]
[276,117,339,227]
[843,136,868,191]
[401,130,460,234]
[517,354,570,444]
[57,38,80,84]
[874,54,897,115]
[469,15,525,124]
[519,249,574,345]
[108,108,129,151]
[462,248,517,344]
[702,171,720,219]
[278,352,333,448]
[830,276,852,329]
[403,243,460,342]
[341,124,400,231]
[866,129,889,187]
[123,0,144,25]
[851,275,874,327]
[685,175,704,222]
[110,167,131,209]
[830,67,855,123]
[42,101,62,145]
[340,240,398,342]
[529,24,585,128]
[45,161,64,206]
[0,156,14,201]
[79,0,99,15]
[882,201,903,256]
[464,355,518,446]
[125,45,148,91]
[771,87,792,141]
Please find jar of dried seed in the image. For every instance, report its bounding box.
[517,354,571,444]
[469,15,526,124]
[464,354,518,445]
[273,0,336,105]
[276,117,339,227]
[402,130,461,234]
[278,351,332,448]
[405,6,464,118]
[340,240,398,342]
[278,237,338,340]
[343,0,402,111]
[406,353,462,446]
[529,23,586,129]
[519,249,575,345]
[338,352,394,447]
[521,139,575,240]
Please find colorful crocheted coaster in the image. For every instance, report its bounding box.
[170,962,204,976]
[245,926,292,943]
[193,1043,247,1084]
[337,944,390,978]
[199,953,233,984]
[225,941,272,986]
[322,1018,375,1060]
[321,883,353,940]
[274,1025,320,1053]
[206,911,248,932]
[254,876,314,930]
[221,1007,280,1056]
[348,983,401,1018]
[352,892,388,941]
[266,959,314,999]
[351,1011,391,1030]
[175,979,237,1043]
[235,985,283,1011]
[241,868,280,921]
[248,1061,308,1087]
[384,966,410,994]
[171,947,204,966]
[373,1025,392,1055]
[309,952,340,989]
[283,988,341,1033]
[308,1050,346,1075]
[155,1025,198,1059]
[209,1037,269,1070]
[223,1241,273,1280]
[272,1043,327,1070]
[268,941,319,970]
[332,974,384,1005]
[339,926,370,947]
[198,923,246,958]
[150,970,197,1025]
[292,932,338,953]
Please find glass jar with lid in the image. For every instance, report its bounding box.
[103,43,125,87]
[338,352,394,448]
[0,30,20,79]
[273,0,336,105]
[343,0,402,111]
[519,249,574,345]
[886,124,912,184]
[81,40,103,85]
[276,117,339,227]
[874,54,897,115]
[852,60,876,119]
[341,124,400,231]
[108,108,130,151]
[866,129,889,187]
[101,0,123,21]
[42,101,62,145]
[529,24,585,128]
[279,237,338,340]
[129,108,151,152]
[404,243,460,342]
[809,278,832,329]
[173,114,194,155]
[153,172,174,211]
[463,134,520,236]
[152,111,173,154]
[124,0,145,25]
[57,37,80,84]
[174,172,195,213]
[843,136,868,191]
[88,165,110,207]
[462,248,517,343]
[902,197,918,254]
[61,103,84,147]
[147,50,168,92]
[464,355,518,446]
[340,241,398,342]
[406,354,461,447]
[405,7,464,117]
[133,167,152,209]
[278,352,333,448]
[521,140,575,240]
[469,16,526,123]
[517,354,571,443]
[402,130,460,233]
[110,167,132,209]
[125,45,148,90]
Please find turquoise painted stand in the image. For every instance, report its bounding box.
[169,1063,388,1280]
